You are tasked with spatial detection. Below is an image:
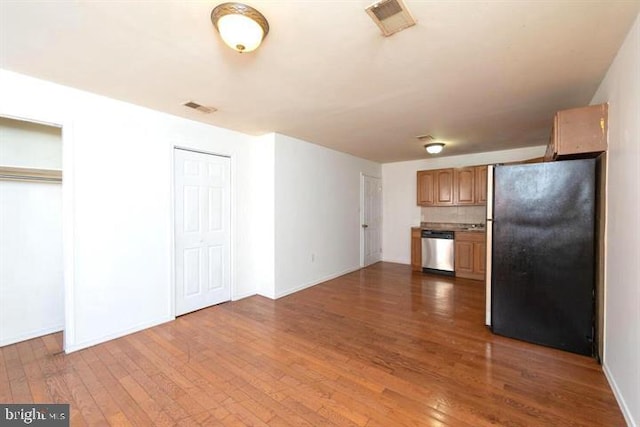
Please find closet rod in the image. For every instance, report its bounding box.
[0,175,62,183]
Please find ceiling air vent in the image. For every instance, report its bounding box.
[183,101,217,114]
[366,0,416,37]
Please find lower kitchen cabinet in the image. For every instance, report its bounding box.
[455,231,486,281]
[473,241,486,276]
[411,228,421,272]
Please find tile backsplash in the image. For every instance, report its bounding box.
[421,206,486,224]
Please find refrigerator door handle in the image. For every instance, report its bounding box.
[486,165,494,220]
[485,219,493,326]
[485,165,494,327]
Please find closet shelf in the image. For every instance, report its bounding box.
[0,166,62,183]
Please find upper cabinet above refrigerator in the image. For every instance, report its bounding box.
[544,103,608,161]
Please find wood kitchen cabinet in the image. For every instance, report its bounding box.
[435,169,454,205]
[544,103,608,161]
[454,240,474,276]
[455,231,485,281]
[416,171,435,205]
[475,165,487,204]
[418,166,487,206]
[473,241,486,276]
[417,169,454,206]
[454,167,475,205]
[411,228,422,272]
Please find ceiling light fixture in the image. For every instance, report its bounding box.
[211,2,269,53]
[424,143,445,154]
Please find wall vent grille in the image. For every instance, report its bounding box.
[183,101,217,114]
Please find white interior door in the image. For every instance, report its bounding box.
[362,174,382,267]
[174,148,231,316]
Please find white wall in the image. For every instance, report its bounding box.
[0,69,264,352]
[381,146,546,264]
[591,12,640,427]
[250,133,276,299]
[273,134,381,298]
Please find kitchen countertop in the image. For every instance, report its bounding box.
[413,222,486,232]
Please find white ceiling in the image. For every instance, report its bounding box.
[1,1,639,163]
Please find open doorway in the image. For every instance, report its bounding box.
[0,117,64,347]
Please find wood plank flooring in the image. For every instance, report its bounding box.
[1,262,625,426]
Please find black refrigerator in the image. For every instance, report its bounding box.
[486,159,596,356]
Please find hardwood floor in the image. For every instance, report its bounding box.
[1,262,625,426]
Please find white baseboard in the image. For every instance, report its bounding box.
[603,363,636,427]
[232,291,257,301]
[64,315,174,353]
[257,290,276,299]
[273,266,362,299]
[0,324,64,347]
[381,257,410,265]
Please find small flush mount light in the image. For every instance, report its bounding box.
[424,143,445,154]
[211,2,269,53]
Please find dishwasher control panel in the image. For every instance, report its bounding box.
[421,230,454,239]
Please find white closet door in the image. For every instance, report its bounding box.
[174,149,231,316]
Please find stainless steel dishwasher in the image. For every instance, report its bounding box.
[421,230,455,276]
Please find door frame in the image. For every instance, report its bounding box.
[360,173,382,267]
[170,146,235,318]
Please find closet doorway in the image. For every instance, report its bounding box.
[0,116,64,347]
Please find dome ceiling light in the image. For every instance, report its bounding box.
[211,3,269,53]
[416,135,445,155]
[424,143,445,154]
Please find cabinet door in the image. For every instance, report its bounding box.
[435,169,454,205]
[454,241,474,275]
[417,171,435,205]
[475,166,487,205]
[473,241,486,275]
[454,168,475,205]
[554,103,608,158]
[411,229,422,271]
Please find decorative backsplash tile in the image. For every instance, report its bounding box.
[421,206,486,224]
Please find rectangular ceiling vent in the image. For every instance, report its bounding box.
[183,101,217,114]
[366,0,416,37]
